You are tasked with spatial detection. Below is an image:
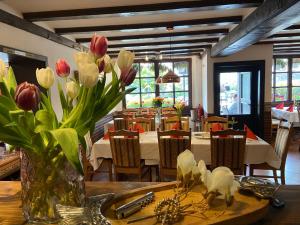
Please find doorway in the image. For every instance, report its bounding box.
[214,61,265,138]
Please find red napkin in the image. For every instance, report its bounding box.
[286,104,294,112]
[244,125,258,140]
[103,128,115,140]
[275,102,284,109]
[133,124,145,133]
[171,122,180,130]
[211,123,224,131]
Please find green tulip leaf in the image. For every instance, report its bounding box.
[50,128,83,175]
[35,110,53,131]
[4,67,17,96]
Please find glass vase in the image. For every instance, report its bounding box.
[20,149,85,223]
[155,107,162,130]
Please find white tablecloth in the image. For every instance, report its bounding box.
[90,131,280,171]
[271,107,299,123]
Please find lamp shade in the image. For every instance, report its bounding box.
[161,70,180,83]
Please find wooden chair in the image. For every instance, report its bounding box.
[249,122,294,184]
[203,116,228,132]
[109,130,151,181]
[210,129,247,175]
[82,132,113,181]
[157,129,192,181]
[129,118,152,132]
[113,115,129,130]
[162,116,190,131]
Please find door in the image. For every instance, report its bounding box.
[214,61,265,138]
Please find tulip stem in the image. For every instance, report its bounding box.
[47,89,52,104]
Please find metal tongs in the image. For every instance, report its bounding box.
[115,192,155,219]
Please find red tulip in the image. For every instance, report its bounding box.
[56,59,70,77]
[120,67,137,86]
[15,82,40,111]
[90,34,108,58]
[97,58,105,73]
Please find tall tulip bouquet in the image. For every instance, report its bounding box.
[0,34,137,222]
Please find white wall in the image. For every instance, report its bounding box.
[202,44,273,113]
[191,55,202,108]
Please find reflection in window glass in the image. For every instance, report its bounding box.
[140,63,155,77]
[292,58,300,72]
[219,72,251,115]
[275,58,288,72]
[274,88,288,101]
[275,73,288,87]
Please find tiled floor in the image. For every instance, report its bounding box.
[93,141,300,184]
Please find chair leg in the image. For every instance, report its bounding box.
[273,170,279,184]
[249,165,254,176]
[108,159,113,181]
[281,169,286,185]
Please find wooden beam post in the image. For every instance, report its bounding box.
[211,0,300,57]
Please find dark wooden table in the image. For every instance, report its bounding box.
[0,182,299,225]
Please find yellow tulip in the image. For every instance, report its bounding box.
[66,81,79,99]
[117,49,135,72]
[0,59,7,78]
[36,67,54,89]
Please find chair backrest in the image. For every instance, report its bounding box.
[157,129,191,169]
[109,130,141,168]
[162,116,190,131]
[204,116,228,132]
[274,122,294,169]
[210,129,246,175]
[113,115,129,130]
[129,118,152,131]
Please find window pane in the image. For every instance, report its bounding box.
[175,77,188,91]
[140,63,155,77]
[275,58,288,72]
[219,72,251,115]
[126,78,140,93]
[141,78,155,93]
[159,62,172,77]
[174,61,188,76]
[292,73,300,86]
[292,58,300,72]
[175,92,189,105]
[274,88,288,101]
[292,87,300,100]
[141,93,155,108]
[275,73,288,87]
[159,83,174,92]
[160,92,174,107]
[126,94,140,108]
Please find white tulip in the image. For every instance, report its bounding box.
[74,52,94,68]
[117,49,135,71]
[0,59,7,78]
[192,165,201,183]
[103,54,113,73]
[208,167,240,199]
[78,63,99,88]
[36,67,54,89]
[66,81,79,99]
[177,150,196,182]
[198,160,212,187]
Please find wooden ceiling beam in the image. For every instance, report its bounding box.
[211,0,300,57]
[108,45,211,53]
[285,24,300,30]
[268,32,300,38]
[23,0,262,22]
[107,38,218,49]
[0,9,83,50]
[55,16,242,34]
[274,44,300,48]
[258,40,300,44]
[76,28,228,43]
[110,50,203,57]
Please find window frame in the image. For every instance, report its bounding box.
[272,55,300,102]
[123,58,192,108]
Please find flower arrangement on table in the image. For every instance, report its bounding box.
[152,97,164,108]
[0,34,137,223]
[174,101,186,117]
[133,150,239,225]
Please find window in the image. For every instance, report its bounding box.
[272,57,300,101]
[125,59,191,108]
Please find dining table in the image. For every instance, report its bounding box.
[271,107,299,123]
[0,181,299,225]
[90,131,280,171]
